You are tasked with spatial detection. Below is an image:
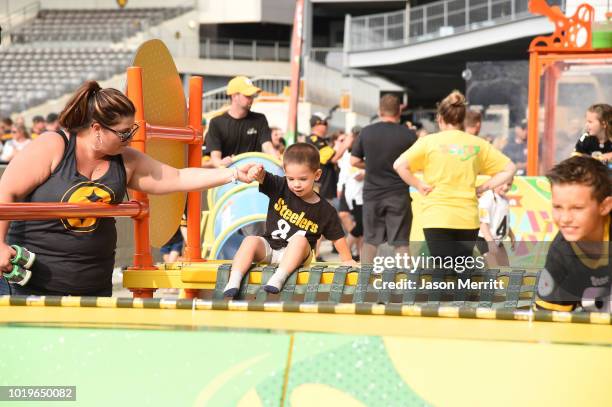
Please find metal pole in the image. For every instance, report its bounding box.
[383,14,388,47]
[286,0,305,145]
[527,52,540,176]
[466,0,470,28]
[126,67,155,289]
[444,1,448,26]
[185,76,204,263]
[404,3,410,44]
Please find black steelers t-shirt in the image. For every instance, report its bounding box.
[259,172,344,250]
[535,216,611,312]
[574,133,612,157]
[205,111,272,157]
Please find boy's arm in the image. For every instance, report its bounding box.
[479,223,494,242]
[251,165,266,184]
[508,228,516,249]
[534,245,576,312]
[333,238,358,266]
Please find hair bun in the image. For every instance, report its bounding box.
[448,90,466,107]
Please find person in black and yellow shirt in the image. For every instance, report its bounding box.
[535,156,611,312]
[0,81,260,297]
[306,113,348,202]
[223,143,356,297]
[0,117,13,141]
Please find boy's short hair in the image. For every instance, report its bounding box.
[547,156,611,203]
[464,110,482,127]
[283,143,320,172]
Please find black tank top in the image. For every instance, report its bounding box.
[8,130,127,295]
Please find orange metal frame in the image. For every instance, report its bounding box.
[126,67,204,298]
[0,66,205,299]
[526,1,612,175]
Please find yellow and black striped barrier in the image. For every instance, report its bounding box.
[1,295,610,325]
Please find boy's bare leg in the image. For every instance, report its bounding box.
[224,236,267,297]
[338,211,354,234]
[167,250,180,263]
[264,236,311,293]
[394,245,409,256]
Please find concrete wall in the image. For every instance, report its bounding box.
[197,0,293,24]
[0,0,192,13]
[142,10,199,58]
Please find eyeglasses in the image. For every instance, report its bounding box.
[98,122,139,142]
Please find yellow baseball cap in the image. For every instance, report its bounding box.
[226,76,261,96]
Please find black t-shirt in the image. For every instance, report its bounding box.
[351,121,417,199]
[306,134,338,200]
[205,111,272,157]
[535,216,611,312]
[259,172,344,250]
[574,134,612,157]
[502,133,528,166]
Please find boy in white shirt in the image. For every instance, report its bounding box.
[476,180,516,266]
[337,128,364,259]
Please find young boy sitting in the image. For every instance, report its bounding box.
[223,143,357,297]
[535,156,611,312]
[476,180,516,267]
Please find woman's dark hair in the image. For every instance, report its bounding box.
[283,143,320,172]
[437,90,467,127]
[59,80,135,131]
[587,103,612,140]
[547,156,611,203]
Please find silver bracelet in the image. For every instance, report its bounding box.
[229,167,238,184]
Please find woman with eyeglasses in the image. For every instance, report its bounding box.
[0,81,259,296]
[0,124,32,163]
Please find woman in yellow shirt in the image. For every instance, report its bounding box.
[393,91,516,262]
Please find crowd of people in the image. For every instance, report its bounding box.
[0,74,610,313]
[0,113,60,164]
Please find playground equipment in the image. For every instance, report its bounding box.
[526,0,612,175]
[203,153,284,259]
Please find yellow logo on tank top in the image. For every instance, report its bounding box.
[60,182,116,232]
[440,144,480,161]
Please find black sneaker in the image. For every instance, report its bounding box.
[315,256,325,262]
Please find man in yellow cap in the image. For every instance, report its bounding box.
[205,76,279,167]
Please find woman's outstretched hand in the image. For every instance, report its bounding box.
[237,163,264,183]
